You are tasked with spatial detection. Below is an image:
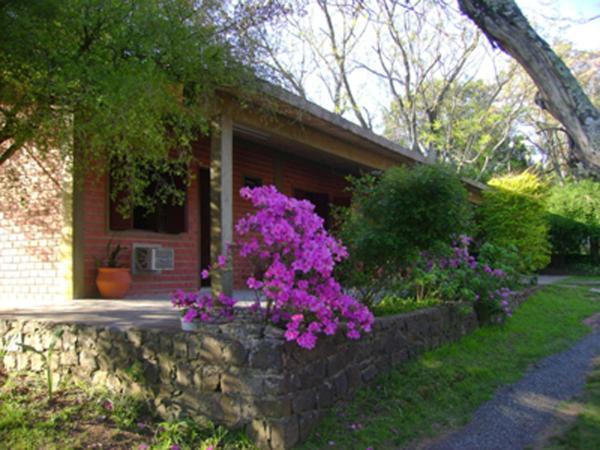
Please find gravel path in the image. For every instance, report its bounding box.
[427,320,600,450]
[536,275,569,286]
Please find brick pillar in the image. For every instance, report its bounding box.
[210,113,234,296]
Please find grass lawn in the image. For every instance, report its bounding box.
[301,279,600,449]
[544,357,600,450]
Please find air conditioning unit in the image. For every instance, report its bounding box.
[132,244,175,273]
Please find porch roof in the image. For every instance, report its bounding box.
[223,83,487,194]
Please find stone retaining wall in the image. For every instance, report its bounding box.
[0,304,478,449]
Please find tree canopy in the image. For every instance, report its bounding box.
[0,0,279,208]
[457,0,600,175]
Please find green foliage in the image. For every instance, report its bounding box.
[302,281,600,449]
[480,172,550,272]
[567,263,600,276]
[383,77,530,182]
[370,296,441,317]
[477,242,522,287]
[0,0,269,210]
[547,213,592,255]
[17,328,64,402]
[337,164,472,301]
[103,395,150,431]
[0,373,256,449]
[95,240,126,268]
[396,239,522,325]
[547,180,600,229]
[123,360,147,384]
[547,179,600,261]
[150,418,255,449]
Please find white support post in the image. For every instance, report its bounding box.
[210,114,234,296]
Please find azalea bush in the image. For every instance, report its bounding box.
[236,185,374,349]
[170,258,236,323]
[395,236,521,324]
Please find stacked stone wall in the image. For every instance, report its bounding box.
[0,304,477,449]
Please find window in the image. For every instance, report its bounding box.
[109,170,187,234]
[243,176,263,188]
[294,189,331,229]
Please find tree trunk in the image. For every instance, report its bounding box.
[457,0,600,175]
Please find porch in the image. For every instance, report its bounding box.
[0,290,257,331]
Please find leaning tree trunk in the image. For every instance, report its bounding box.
[457,0,600,175]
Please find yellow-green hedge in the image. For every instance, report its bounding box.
[480,172,550,272]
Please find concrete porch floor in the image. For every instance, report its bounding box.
[0,289,258,331]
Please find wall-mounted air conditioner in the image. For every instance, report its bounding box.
[132,244,175,274]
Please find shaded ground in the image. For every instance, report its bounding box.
[0,369,254,449]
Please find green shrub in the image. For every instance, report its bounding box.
[337,164,472,302]
[480,172,550,272]
[477,242,522,287]
[371,296,441,317]
[547,213,591,255]
[386,237,522,324]
[547,179,600,262]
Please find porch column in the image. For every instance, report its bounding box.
[210,113,234,297]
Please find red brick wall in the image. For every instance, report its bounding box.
[0,136,351,301]
[0,147,72,303]
[80,139,210,298]
[232,139,278,289]
[79,135,350,296]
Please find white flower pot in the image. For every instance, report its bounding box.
[180,317,200,332]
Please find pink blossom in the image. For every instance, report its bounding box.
[171,256,237,325]
[237,185,374,349]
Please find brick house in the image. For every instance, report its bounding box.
[0,87,485,303]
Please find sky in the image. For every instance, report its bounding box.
[279,0,599,133]
[518,0,599,50]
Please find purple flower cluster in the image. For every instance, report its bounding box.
[236,185,374,349]
[423,235,517,321]
[171,252,236,324]
[170,289,236,323]
[493,286,514,317]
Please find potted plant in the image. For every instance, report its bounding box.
[170,259,237,331]
[95,240,131,299]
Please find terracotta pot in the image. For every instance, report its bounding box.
[96,267,132,299]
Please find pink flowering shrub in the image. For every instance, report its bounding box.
[408,235,522,323]
[236,185,374,349]
[170,258,236,323]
